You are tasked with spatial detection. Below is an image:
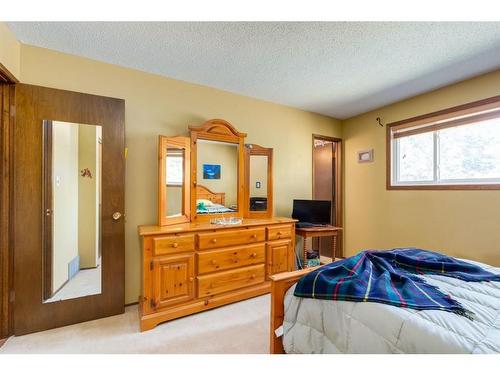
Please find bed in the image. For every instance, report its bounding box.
[270,259,500,354]
[196,185,236,214]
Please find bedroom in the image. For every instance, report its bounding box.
[1,1,500,373]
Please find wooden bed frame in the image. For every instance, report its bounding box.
[196,184,226,205]
[269,266,320,354]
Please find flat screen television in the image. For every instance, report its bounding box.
[292,199,331,225]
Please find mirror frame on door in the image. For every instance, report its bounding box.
[158,135,191,226]
[188,119,246,221]
[244,144,273,219]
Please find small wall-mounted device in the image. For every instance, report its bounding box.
[256,181,261,188]
[357,149,374,163]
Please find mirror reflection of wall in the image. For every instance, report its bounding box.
[165,148,184,217]
[249,155,268,211]
[196,139,238,214]
[43,120,102,303]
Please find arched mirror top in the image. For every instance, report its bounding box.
[188,119,247,144]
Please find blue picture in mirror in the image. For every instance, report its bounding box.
[203,164,221,179]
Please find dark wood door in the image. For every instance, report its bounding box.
[13,84,125,335]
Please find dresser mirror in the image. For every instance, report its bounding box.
[42,120,102,303]
[195,139,239,215]
[158,136,191,226]
[245,144,273,218]
[189,119,246,221]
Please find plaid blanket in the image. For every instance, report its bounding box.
[294,248,500,319]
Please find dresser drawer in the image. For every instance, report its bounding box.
[197,244,265,275]
[197,264,265,296]
[267,225,293,241]
[197,227,265,250]
[153,234,195,256]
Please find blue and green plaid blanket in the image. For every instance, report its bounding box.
[294,248,500,319]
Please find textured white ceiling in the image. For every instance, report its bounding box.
[8,22,500,119]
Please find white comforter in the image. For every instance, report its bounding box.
[283,260,500,353]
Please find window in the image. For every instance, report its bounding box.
[388,96,500,189]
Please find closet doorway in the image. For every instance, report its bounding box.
[312,134,342,259]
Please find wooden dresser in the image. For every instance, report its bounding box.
[138,217,296,331]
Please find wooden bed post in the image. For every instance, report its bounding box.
[269,266,320,354]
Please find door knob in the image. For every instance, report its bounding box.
[112,212,122,221]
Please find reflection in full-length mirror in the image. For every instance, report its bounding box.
[196,139,238,214]
[165,147,184,217]
[42,120,102,303]
[249,155,268,211]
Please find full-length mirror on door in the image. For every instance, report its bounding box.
[42,120,102,303]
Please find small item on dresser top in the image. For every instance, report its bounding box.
[209,217,243,225]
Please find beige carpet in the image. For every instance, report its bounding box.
[0,294,270,354]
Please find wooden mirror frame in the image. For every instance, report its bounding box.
[188,119,246,221]
[158,135,191,226]
[244,144,273,218]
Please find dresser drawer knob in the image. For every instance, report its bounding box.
[211,259,217,265]
[251,234,257,239]
[277,232,282,236]
[189,277,194,282]
[251,252,257,258]
[250,274,256,279]
[204,300,209,306]
[172,242,179,248]
[211,238,217,244]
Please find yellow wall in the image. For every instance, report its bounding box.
[19,44,342,303]
[0,23,20,80]
[342,69,500,267]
